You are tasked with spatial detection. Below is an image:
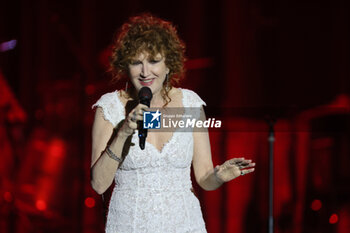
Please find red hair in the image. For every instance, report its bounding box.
[109,13,186,105]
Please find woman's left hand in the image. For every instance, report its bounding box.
[214,157,255,183]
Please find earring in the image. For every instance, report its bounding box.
[165,73,170,91]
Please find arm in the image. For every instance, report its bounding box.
[192,107,255,191]
[192,129,221,191]
[91,103,146,194]
[90,107,128,194]
[192,107,222,191]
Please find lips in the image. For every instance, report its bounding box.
[139,78,155,86]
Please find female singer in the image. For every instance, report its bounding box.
[91,13,255,233]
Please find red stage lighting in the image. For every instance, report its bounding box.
[84,197,95,208]
[329,213,339,224]
[3,191,13,202]
[36,200,47,211]
[311,199,322,211]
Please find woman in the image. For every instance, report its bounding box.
[91,13,255,233]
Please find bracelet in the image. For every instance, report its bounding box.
[105,146,122,163]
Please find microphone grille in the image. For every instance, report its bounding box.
[138,87,153,100]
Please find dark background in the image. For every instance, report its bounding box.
[1,0,349,232]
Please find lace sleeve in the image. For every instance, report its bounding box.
[92,91,124,127]
[181,89,207,108]
[181,89,206,121]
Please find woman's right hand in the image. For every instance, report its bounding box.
[118,103,148,138]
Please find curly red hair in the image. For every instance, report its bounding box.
[109,13,186,104]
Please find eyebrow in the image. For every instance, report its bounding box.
[131,55,163,62]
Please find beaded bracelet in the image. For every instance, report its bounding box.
[106,146,122,163]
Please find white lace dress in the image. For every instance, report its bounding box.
[92,88,207,233]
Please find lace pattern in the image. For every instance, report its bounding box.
[92,88,207,233]
[181,89,206,108]
[92,91,124,127]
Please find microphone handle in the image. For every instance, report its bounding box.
[138,120,147,150]
[138,99,150,150]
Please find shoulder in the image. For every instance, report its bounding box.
[179,88,207,108]
[92,91,119,108]
[92,90,125,127]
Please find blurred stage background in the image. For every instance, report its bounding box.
[1,0,349,232]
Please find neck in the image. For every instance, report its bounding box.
[150,90,165,107]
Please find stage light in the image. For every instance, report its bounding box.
[3,191,13,202]
[0,40,17,52]
[36,200,47,211]
[329,213,339,224]
[85,197,95,208]
[311,199,322,211]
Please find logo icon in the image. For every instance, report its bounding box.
[143,110,161,129]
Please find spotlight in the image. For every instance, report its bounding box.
[84,197,95,208]
[311,199,322,211]
[36,200,47,211]
[0,39,17,52]
[329,213,339,224]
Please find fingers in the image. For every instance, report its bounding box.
[228,158,255,168]
[225,157,256,177]
[238,158,255,176]
[215,157,256,183]
[238,161,256,169]
[121,104,149,136]
[128,104,148,123]
[129,110,143,123]
[240,168,255,176]
[228,158,244,165]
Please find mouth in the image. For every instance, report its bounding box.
[139,78,155,86]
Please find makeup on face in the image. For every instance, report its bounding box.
[128,52,169,96]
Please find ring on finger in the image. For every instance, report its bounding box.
[131,113,136,122]
[240,170,244,176]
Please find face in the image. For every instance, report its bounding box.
[128,52,169,96]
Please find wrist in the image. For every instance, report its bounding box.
[214,166,224,185]
[117,130,130,140]
[105,145,122,162]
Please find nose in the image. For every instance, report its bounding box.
[140,63,150,78]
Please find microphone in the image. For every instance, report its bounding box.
[138,87,152,150]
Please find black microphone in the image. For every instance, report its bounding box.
[138,87,152,150]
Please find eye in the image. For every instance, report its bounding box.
[149,59,160,64]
